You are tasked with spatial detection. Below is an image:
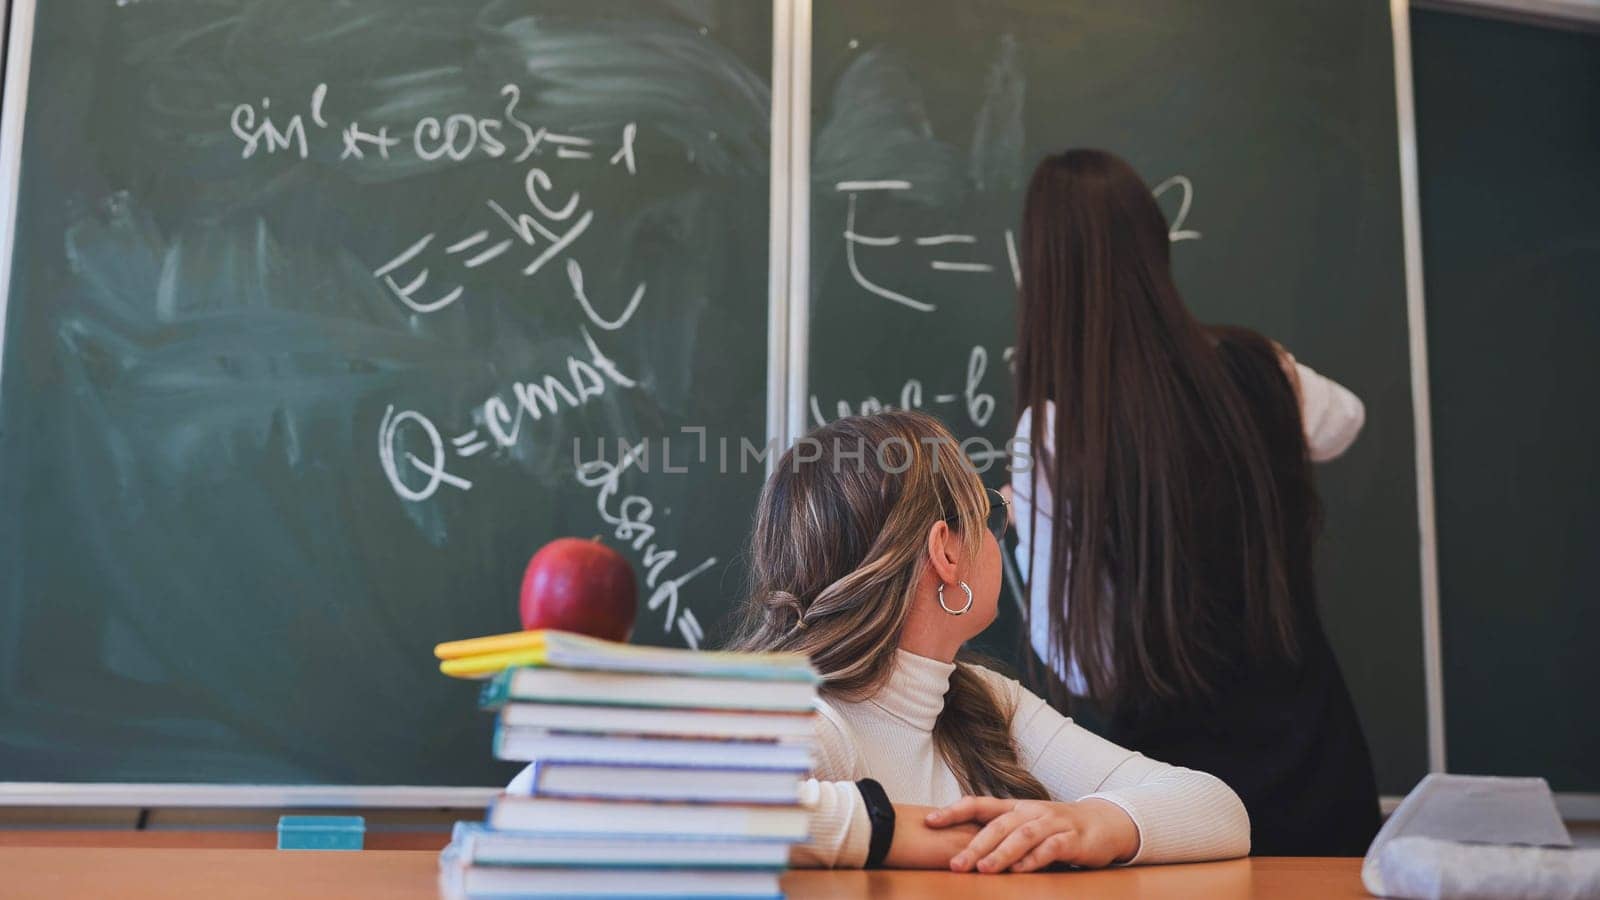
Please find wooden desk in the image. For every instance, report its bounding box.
[0,847,1367,899]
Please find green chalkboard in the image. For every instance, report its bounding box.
[0,0,772,785]
[807,0,1427,793]
[1413,10,1600,791]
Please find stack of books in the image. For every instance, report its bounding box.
[433,629,820,900]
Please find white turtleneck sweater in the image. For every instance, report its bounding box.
[792,650,1250,868]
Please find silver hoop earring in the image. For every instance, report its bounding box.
[938,581,974,616]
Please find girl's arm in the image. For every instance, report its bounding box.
[789,781,977,869]
[1009,404,1075,687]
[789,705,974,869]
[885,804,982,868]
[789,779,871,868]
[970,668,1251,865]
[1275,346,1367,462]
[929,795,1140,872]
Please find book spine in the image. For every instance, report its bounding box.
[492,741,813,771]
[531,789,800,806]
[478,672,510,710]
[537,755,812,771]
[489,805,808,841]
[490,718,506,759]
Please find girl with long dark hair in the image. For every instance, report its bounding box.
[1011,149,1380,856]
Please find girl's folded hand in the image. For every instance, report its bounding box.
[925,795,1140,873]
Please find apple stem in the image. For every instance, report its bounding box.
[590,534,602,542]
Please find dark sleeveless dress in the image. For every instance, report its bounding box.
[1065,329,1381,857]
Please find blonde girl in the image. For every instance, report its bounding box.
[733,410,1249,872]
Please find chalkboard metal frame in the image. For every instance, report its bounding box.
[0,0,28,404]
[0,782,496,808]
[766,0,797,455]
[1391,0,1449,778]
[779,0,814,449]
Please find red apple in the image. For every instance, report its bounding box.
[520,537,638,642]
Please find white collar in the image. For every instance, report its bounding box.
[865,649,958,732]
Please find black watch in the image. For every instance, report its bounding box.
[856,778,895,868]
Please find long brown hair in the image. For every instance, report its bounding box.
[732,411,1048,800]
[1015,149,1311,713]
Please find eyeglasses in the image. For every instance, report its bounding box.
[944,488,1009,542]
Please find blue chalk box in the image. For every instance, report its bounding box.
[276,815,366,850]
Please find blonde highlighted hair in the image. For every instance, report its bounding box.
[732,410,1048,800]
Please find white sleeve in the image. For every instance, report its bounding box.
[1293,360,1366,462]
[1010,404,1055,532]
[790,779,871,869]
[787,704,871,868]
[977,667,1251,865]
[1010,405,1085,691]
[1011,404,1067,680]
